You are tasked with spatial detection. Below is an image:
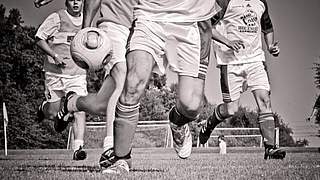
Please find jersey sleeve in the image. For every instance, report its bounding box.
[211,0,230,25]
[260,0,273,34]
[35,12,60,40]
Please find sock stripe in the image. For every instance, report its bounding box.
[116,102,140,112]
[258,113,274,123]
[116,102,140,118]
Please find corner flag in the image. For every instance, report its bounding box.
[3,102,8,127]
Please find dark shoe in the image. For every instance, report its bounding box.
[73,146,87,160]
[264,147,286,160]
[54,91,75,132]
[99,147,132,173]
[199,110,221,144]
[36,101,46,123]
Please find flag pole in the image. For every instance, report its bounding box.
[3,102,8,156]
[4,119,7,156]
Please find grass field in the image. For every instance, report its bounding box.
[0,147,319,180]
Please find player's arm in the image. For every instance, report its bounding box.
[261,0,279,57]
[82,0,101,28]
[211,0,243,52]
[35,38,65,67]
[35,13,65,67]
[212,27,244,52]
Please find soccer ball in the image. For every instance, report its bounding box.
[70,27,112,70]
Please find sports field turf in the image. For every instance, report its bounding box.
[0,147,319,180]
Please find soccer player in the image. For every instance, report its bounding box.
[218,135,227,154]
[306,95,320,122]
[35,0,87,160]
[93,0,220,173]
[199,0,286,160]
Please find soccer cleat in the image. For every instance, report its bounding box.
[36,101,46,123]
[101,159,130,174]
[99,148,132,174]
[73,146,87,160]
[264,147,286,160]
[198,111,220,144]
[54,91,75,132]
[170,122,192,159]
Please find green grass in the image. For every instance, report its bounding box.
[0,147,319,180]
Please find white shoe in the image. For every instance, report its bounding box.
[101,159,130,174]
[170,123,192,159]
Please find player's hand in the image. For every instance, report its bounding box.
[269,41,280,57]
[86,31,99,49]
[227,40,245,53]
[53,54,66,68]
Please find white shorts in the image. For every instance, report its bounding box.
[220,61,270,102]
[98,22,130,75]
[128,19,202,77]
[44,73,88,102]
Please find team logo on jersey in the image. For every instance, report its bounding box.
[238,9,258,33]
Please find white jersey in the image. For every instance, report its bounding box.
[134,0,221,22]
[213,0,274,65]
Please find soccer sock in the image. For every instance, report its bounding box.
[113,102,139,158]
[209,104,228,127]
[67,95,80,112]
[258,112,275,147]
[169,106,197,126]
[73,139,84,151]
[103,136,113,151]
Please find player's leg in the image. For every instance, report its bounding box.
[72,111,87,160]
[250,62,285,159]
[103,62,126,151]
[101,19,163,173]
[61,75,88,160]
[37,74,64,122]
[199,64,243,144]
[100,50,154,173]
[169,75,204,159]
[98,22,129,151]
[167,20,212,158]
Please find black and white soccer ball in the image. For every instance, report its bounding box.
[70,27,112,70]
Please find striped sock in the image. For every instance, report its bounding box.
[258,112,275,147]
[114,102,140,158]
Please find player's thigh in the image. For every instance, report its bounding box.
[177,75,205,112]
[120,50,155,104]
[98,22,129,76]
[219,65,244,103]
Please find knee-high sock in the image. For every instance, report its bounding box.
[169,106,197,126]
[258,112,275,147]
[114,102,140,158]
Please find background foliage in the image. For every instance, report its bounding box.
[0,5,306,149]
